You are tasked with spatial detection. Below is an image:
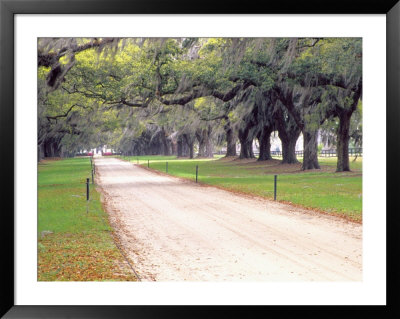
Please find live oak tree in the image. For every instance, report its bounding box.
[272,38,362,171]
[318,38,362,172]
[38,38,119,91]
[37,37,362,171]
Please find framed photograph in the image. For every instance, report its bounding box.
[1,0,399,317]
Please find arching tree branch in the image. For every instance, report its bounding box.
[158,80,255,106]
[46,104,90,122]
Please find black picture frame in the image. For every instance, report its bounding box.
[1,0,399,318]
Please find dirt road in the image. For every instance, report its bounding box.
[95,157,362,281]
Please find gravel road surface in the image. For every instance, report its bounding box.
[95,157,362,281]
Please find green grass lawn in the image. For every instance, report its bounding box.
[38,158,137,281]
[123,155,362,222]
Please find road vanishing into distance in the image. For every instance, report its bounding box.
[95,157,362,281]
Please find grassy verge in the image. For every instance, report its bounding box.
[123,155,362,222]
[38,158,137,281]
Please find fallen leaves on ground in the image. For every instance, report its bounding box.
[38,232,137,281]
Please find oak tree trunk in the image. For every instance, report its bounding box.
[196,129,206,157]
[275,108,300,164]
[171,140,177,155]
[161,127,170,156]
[238,128,255,159]
[204,125,214,158]
[336,112,351,172]
[257,126,273,161]
[302,129,320,170]
[224,118,237,157]
[183,134,194,159]
[281,137,298,164]
[277,127,300,164]
[177,136,184,157]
